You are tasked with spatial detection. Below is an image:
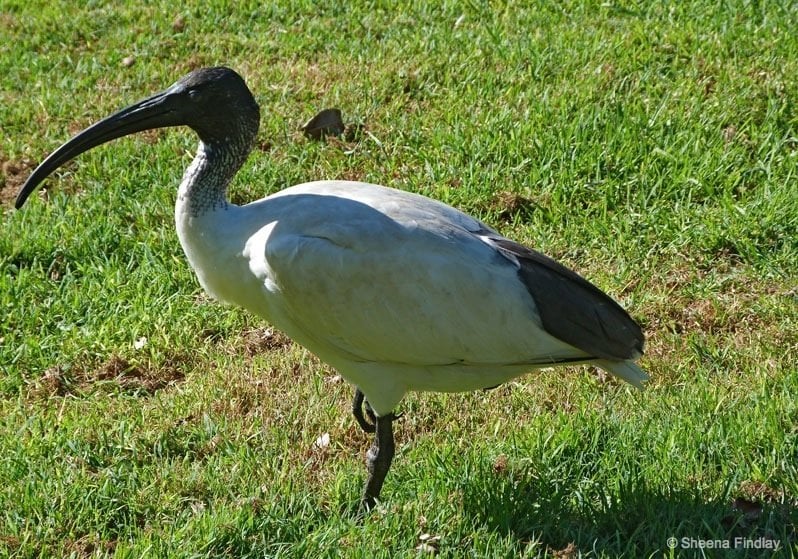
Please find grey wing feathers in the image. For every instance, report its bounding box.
[489,236,644,361]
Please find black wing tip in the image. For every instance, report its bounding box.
[614,309,645,360]
[488,235,646,362]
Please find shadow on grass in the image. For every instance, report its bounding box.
[461,467,797,556]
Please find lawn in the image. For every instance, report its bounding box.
[1,1,796,557]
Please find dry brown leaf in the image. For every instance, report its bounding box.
[302,108,345,140]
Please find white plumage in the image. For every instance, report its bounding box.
[179,180,645,416]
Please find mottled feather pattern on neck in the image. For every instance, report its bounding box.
[179,116,258,217]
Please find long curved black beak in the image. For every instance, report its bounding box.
[15,87,186,209]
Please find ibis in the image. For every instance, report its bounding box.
[16,67,647,510]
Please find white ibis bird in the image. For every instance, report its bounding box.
[16,67,647,510]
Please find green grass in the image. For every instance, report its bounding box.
[1,0,796,557]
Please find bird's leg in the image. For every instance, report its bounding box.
[352,388,376,433]
[360,412,396,511]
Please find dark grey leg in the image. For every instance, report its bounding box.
[361,412,396,511]
[352,388,376,433]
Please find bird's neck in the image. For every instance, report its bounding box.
[176,139,249,218]
[173,138,255,307]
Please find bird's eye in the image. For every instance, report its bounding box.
[188,89,201,101]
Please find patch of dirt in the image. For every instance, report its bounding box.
[240,327,293,356]
[549,542,578,558]
[171,14,186,32]
[737,480,785,504]
[0,535,21,551]
[175,53,214,75]
[672,298,721,334]
[642,260,785,338]
[26,354,187,400]
[488,190,540,222]
[66,535,117,558]
[26,366,80,400]
[209,361,312,421]
[138,127,169,145]
[201,326,295,358]
[90,354,185,394]
[492,454,508,475]
[0,13,18,31]
[210,368,271,418]
[607,252,798,383]
[336,167,368,183]
[0,155,35,206]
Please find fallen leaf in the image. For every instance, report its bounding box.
[302,108,345,140]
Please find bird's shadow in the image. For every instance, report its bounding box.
[459,465,796,556]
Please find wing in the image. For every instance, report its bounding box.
[247,182,583,367]
[249,181,641,368]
